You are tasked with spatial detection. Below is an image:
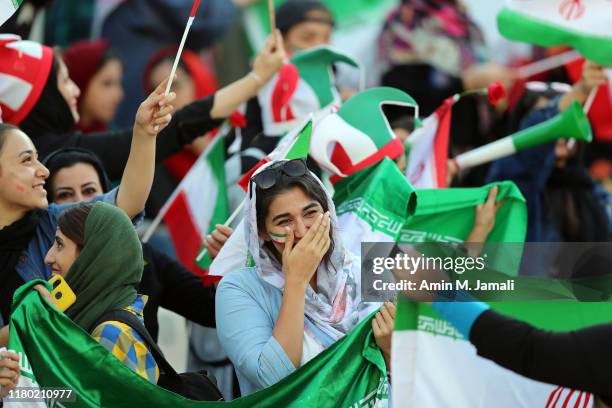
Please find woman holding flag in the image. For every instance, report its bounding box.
[215,158,393,395]
[0,77,175,345]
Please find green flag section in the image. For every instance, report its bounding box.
[161,134,228,280]
[334,158,527,274]
[7,280,388,407]
[497,0,612,66]
[0,0,23,26]
[194,136,229,271]
[392,297,612,407]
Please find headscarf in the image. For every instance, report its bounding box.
[143,46,218,181]
[245,160,367,341]
[62,39,112,133]
[64,202,143,332]
[19,61,76,139]
[379,0,485,77]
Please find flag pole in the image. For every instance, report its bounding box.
[195,198,246,263]
[141,121,230,243]
[164,0,201,96]
[268,0,276,34]
[517,50,581,79]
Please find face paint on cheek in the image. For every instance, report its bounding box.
[15,182,26,193]
[269,232,287,244]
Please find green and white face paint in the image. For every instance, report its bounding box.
[269,231,288,243]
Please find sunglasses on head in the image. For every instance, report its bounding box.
[251,159,308,191]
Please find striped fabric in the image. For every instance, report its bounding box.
[91,295,159,383]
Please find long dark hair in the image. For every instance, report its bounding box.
[255,171,336,267]
[58,203,94,251]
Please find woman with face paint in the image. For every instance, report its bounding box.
[41,147,216,341]
[215,159,390,396]
[0,77,175,346]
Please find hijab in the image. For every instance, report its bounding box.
[245,161,370,341]
[64,202,143,332]
[62,39,112,133]
[0,211,40,322]
[19,61,76,139]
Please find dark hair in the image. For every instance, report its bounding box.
[0,123,20,156]
[42,148,111,202]
[255,171,335,267]
[58,203,94,251]
[276,0,334,35]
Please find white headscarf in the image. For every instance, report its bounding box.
[245,160,368,341]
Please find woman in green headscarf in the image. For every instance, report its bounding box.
[41,201,158,383]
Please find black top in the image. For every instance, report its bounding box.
[471,309,612,403]
[33,95,223,182]
[138,243,216,341]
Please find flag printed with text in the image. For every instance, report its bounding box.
[392,299,601,407]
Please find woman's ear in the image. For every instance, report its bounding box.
[259,231,272,242]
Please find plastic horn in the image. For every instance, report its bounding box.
[454,101,592,170]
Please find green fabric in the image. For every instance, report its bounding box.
[195,137,229,270]
[497,7,612,66]
[285,119,313,160]
[64,202,142,332]
[9,280,388,407]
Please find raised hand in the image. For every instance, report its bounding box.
[135,78,176,137]
[205,224,234,259]
[372,301,396,366]
[282,212,331,289]
[0,350,20,398]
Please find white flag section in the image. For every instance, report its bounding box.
[405,98,452,189]
[0,0,22,27]
[391,327,593,408]
[1,347,48,408]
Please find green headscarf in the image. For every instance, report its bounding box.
[64,202,143,332]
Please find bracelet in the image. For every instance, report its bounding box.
[248,71,264,88]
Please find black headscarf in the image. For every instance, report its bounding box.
[19,58,75,139]
[0,211,40,322]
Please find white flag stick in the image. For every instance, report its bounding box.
[164,16,195,96]
[517,50,581,79]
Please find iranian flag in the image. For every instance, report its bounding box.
[208,119,313,277]
[6,280,389,407]
[0,0,22,27]
[334,158,527,266]
[391,298,610,407]
[257,46,360,136]
[405,97,452,189]
[497,0,612,66]
[160,134,228,280]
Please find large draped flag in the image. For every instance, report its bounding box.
[405,97,452,189]
[5,281,388,407]
[391,298,612,407]
[333,158,527,273]
[160,134,228,280]
[497,0,612,66]
[0,0,22,27]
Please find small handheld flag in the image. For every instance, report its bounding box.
[164,0,201,96]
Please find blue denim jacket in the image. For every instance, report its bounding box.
[2,188,141,327]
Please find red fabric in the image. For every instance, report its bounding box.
[63,39,111,132]
[434,97,453,188]
[329,138,405,184]
[238,157,269,192]
[565,58,612,142]
[0,36,54,125]
[271,63,299,123]
[144,46,219,180]
[163,190,207,277]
